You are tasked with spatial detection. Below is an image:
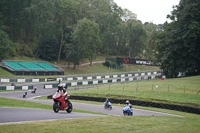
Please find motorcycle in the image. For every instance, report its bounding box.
[52,92,73,113]
[23,92,27,98]
[123,106,133,116]
[31,88,37,93]
[104,101,112,110]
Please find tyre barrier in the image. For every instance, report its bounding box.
[47,95,200,115]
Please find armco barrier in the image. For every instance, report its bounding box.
[44,75,162,89]
[0,85,33,90]
[47,95,200,115]
[0,70,163,83]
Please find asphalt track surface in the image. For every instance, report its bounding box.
[0,83,182,124]
[0,107,105,124]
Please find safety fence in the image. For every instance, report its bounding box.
[47,95,200,115]
[43,74,163,89]
[0,85,33,90]
[0,71,162,83]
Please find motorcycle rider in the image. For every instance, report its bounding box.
[104,98,110,106]
[57,84,68,102]
[125,100,133,115]
[31,87,37,93]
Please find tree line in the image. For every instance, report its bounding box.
[0,0,199,77]
[0,0,162,67]
[157,0,200,77]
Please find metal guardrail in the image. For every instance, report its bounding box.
[0,85,33,90]
[0,70,163,83]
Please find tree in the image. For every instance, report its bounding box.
[115,22,129,56]
[144,22,161,62]
[0,29,15,60]
[36,37,59,61]
[158,0,200,77]
[125,20,146,58]
[72,18,101,67]
[54,0,79,63]
[121,8,137,22]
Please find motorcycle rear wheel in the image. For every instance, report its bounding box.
[66,102,73,113]
[53,102,60,113]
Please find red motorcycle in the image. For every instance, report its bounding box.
[52,92,73,113]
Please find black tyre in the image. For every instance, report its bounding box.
[53,102,60,113]
[109,105,112,110]
[66,102,73,113]
[123,111,128,116]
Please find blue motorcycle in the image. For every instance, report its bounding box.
[123,106,133,116]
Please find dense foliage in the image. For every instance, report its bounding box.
[158,0,200,77]
[0,0,199,77]
[0,0,154,66]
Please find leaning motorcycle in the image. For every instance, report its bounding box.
[52,92,73,113]
[123,106,133,116]
[104,102,112,110]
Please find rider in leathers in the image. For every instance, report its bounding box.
[57,84,68,102]
[104,98,110,107]
[125,100,133,115]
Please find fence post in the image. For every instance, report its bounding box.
[136,84,138,91]
[152,84,153,91]
[109,84,110,90]
[123,82,125,90]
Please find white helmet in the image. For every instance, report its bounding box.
[58,84,63,90]
[126,100,130,104]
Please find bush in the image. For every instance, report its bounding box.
[111,62,116,68]
[36,38,59,60]
[16,43,34,57]
[103,60,111,67]
[103,60,118,69]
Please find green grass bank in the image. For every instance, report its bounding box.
[69,76,200,108]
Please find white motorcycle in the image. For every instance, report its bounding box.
[104,101,112,110]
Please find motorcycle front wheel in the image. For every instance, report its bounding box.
[53,102,60,113]
[123,111,128,116]
[66,102,73,113]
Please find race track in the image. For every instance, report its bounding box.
[0,84,182,124]
[0,107,106,124]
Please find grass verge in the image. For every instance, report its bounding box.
[0,113,199,133]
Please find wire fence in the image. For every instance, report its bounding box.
[72,80,200,95]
